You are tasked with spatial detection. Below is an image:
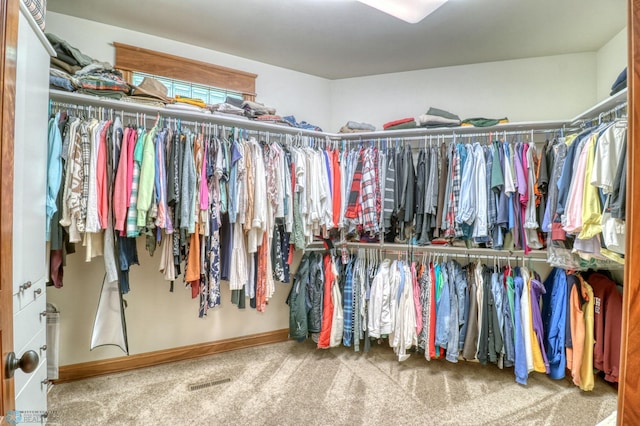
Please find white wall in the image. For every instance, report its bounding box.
[47,245,300,365]
[329,53,597,131]
[45,12,332,131]
[596,28,628,100]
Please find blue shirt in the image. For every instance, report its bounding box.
[542,268,568,380]
[514,273,528,385]
[46,113,63,241]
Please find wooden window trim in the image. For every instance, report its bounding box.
[113,42,257,99]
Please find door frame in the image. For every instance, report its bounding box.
[0,0,18,422]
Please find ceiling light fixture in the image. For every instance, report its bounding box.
[357,0,448,24]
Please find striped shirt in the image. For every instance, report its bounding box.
[126,129,145,237]
[342,259,354,347]
[344,151,363,220]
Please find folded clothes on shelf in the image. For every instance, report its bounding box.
[383,117,417,130]
[461,117,509,127]
[282,115,323,131]
[416,107,461,127]
[339,120,376,132]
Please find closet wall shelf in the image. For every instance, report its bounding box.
[50,90,569,142]
[306,241,548,261]
[334,120,569,140]
[49,89,330,138]
[569,88,628,124]
[50,88,627,141]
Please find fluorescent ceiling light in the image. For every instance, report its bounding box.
[357,0,448,23]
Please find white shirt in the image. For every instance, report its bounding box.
[591,123,626,194]
[368,259,392,338]
[247,139,266,253]
[472,143,488,238]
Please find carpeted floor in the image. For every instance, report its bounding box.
[47,340,618,425]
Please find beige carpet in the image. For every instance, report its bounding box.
[47,340,617,425]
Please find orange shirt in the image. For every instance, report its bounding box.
[186,222,201,298]
[317,255,335,349]
[332,149,341,227]
[567,277,587,387]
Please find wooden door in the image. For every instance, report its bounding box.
[619,1,640,423]
[0,0,18,422]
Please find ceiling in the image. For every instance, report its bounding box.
[47,0,627,80]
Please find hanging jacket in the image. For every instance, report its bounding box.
[307,253,324,334]
[287,253,311,341]
[403,145,416,225]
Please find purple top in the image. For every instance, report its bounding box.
[530,278,550,374]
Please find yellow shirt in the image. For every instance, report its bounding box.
[578,135,601,240]
[580,280,595,391]
[564,133,579,146]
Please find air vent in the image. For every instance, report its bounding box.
[188,378,231,391]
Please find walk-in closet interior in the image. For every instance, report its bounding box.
[2,0,640,424]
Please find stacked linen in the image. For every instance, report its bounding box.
[282,115,323,132]
[49,68,78,92]
[415,107,461,128]
[166,95,209,113]
[242,99,277,118]
[46,33,130,98]
[461,117,509,127]
[75,62,130,99]
[383,117,417,131]
[255,115,291,127]
[208,102,247,118]
[339,121,376,133]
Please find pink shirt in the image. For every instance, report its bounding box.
[96,120,111,229]
[126,128,138,208]
[113,127,130,232]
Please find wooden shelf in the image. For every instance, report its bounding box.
[49,89,329,138]
[570,88,628,124]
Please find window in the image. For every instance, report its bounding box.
[131,72,244,105]
[114,42,257,101]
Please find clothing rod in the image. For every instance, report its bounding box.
[303,247,549,263]
[339,129,560,143]
[335,120,567,140]
[48,90,329,138]
[308,241,548,260]
[50,100,333,142]
[571,102,628,126]
[379,252,549,263]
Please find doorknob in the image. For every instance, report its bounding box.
[5,350,39,378]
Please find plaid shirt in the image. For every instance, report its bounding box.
[361,148,379,234]
[373,148,382,231]
[79,122,91,231]
[344,151,363,220]
[445,145,462,237]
